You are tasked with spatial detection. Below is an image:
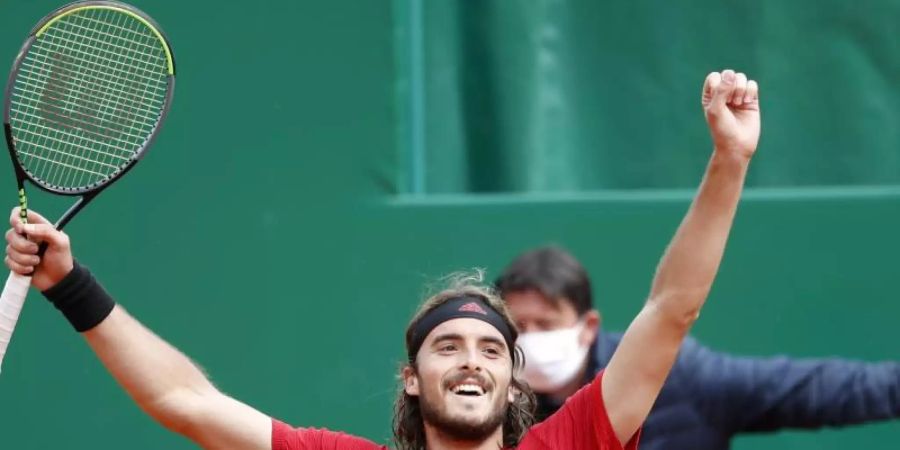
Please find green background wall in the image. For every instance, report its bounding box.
[412,1,900,192]
[0,1,898,449]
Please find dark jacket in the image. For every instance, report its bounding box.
[536,331,900,450]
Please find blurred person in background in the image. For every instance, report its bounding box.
[497,245,900,450]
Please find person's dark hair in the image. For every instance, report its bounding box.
[392,271,536,450]
[495,246,593,314]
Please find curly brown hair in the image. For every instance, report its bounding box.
[392,271,537,450]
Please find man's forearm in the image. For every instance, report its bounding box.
[714,356,900,431]
[84,305,218,433]
[602,147,753,445]
[648,150,749,326]
[602,71,760,445]
[4,215,272,448]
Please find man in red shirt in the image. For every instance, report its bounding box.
[5,69,760,450]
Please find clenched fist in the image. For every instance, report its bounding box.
[702,69,761,161]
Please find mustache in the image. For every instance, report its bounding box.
[443,371,493,391]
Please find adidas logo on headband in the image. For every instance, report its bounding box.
[458,302,488,315]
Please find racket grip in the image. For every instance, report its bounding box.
[0,271,32,374]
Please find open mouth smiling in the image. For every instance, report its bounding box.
[449,381,488,397]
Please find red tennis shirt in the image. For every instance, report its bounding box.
[272,371,640,450]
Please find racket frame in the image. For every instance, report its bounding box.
[3,0,176,229]
[0,0,176,373]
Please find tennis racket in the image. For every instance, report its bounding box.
[0,0,175,373]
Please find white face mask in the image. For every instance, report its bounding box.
[516,322,589,393]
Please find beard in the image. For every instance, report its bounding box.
[418,382,509,442]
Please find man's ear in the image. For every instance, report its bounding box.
[402,365,420,396]
[508,384,520,403]
[579,309,601,347]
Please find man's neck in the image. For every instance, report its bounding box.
[424,425,504,450]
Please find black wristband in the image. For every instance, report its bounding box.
[41,261,116,332]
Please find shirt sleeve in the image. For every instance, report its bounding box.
[520,370,641,450]
[271,419,386,450]
[681,338,900,432]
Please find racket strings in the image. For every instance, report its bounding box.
[13,16,161,188]
[35,9,165,184]
[18,13,136,184]
[8,7,170,190]
[18,50,166,123]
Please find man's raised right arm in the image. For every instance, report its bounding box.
[601,69,761,446]
[5,209,272,450]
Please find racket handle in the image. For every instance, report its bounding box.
[0,271,31,374]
